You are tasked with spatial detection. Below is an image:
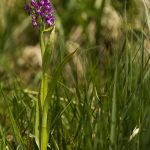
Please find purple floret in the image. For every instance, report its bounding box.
[24,0,55,28]
[46,16,55,26]
[24,4,29,10]
[32,18,38,28]
[31,0,36,6]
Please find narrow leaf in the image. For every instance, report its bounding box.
[51,136,59,150]
[42,26,55,74]
[0,125,6,150]
[35,99,40,149]
[43,48,78,112]
[109,56,118,150]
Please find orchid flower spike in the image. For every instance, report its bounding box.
[24,0,55,28]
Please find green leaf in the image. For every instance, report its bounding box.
[35,99,40,149]
[44,24,55,32]
[43,47,78,112]
[42,26,55,74]
[40,46,78,150]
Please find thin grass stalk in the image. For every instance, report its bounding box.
[52,136,59,150]
[119,2,129,147]
[138,21,145,149]
[129,32,133,93]
[109,54,118,150]
[125,0,128,109]
[0,124,6,150]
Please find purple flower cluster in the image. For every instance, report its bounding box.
[24,0,55,28]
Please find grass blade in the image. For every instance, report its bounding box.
[1,88,24,149]
[0,124,6,150]
[35,98,40,149]
[109,56,118,150]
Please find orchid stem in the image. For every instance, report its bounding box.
[39,26,48,110]
[39,25,49,150]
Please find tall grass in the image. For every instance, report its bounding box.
[1,0,150,149]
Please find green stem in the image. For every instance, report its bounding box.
[39,25,55,150]
[39,25,49,150]
[39,26,48,109]
[40,74,48,109]
[41,111,49,150]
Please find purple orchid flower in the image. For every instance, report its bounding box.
[24,0,55,28]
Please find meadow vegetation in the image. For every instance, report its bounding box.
[1,0,150,149]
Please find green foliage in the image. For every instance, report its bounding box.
[1,0,150,149]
